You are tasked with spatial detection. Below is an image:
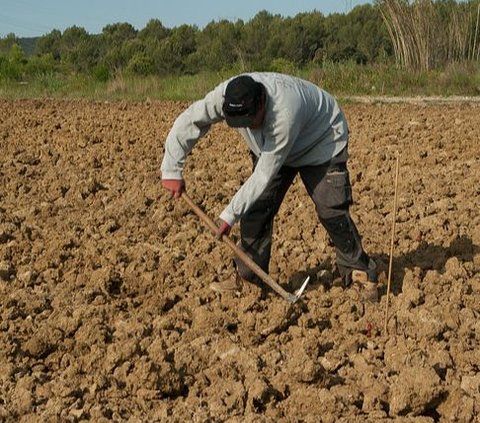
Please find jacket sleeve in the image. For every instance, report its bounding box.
[219,105,303,225]
[161,84,226,179]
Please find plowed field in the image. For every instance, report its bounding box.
[1,99,479,422]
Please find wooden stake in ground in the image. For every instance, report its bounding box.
[384,154,400,334]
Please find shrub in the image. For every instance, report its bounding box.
[93,64,110,82]
[126,52,155,76]
[268,58,298,75]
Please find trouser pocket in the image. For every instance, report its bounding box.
[310,166,353,219]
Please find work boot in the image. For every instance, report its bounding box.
[210,271,242,293]
[351,269,379,303]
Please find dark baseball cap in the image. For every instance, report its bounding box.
[222,75,263,128]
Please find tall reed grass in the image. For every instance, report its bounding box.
[379,0,480,71]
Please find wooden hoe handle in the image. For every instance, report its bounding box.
[181,192,301,303]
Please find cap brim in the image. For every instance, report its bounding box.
[225,114,256,128]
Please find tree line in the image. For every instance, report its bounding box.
[0,1,479,83]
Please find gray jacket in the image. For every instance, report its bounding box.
[161,72,349,225]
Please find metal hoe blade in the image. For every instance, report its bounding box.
[286,276,311,304]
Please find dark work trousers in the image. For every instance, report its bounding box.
[234,147,376,284]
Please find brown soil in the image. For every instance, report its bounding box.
[1,99,479,422]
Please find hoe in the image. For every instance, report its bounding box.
[182,192,310,304]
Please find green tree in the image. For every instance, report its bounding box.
[138,19,170,41]
[101,23,138,71]
[269,12,327,66]
[102,22,137,47]
[242,11,281,68]
[348,4,391,63]
[319,5,389,64]
[156,24,198,74]
[137,19,171,74]
[25,53,56,77]
[0,43,26,81]
[57,26,100,71]
[35,29,62,60]
[192,19,244,71]
[0,33,20,55]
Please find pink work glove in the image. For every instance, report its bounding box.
[162,179,185,198]
[215,219,231,239]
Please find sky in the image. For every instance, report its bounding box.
[0,0,373,38]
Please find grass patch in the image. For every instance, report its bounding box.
[1,63,479,101]
[303,61,480,97]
